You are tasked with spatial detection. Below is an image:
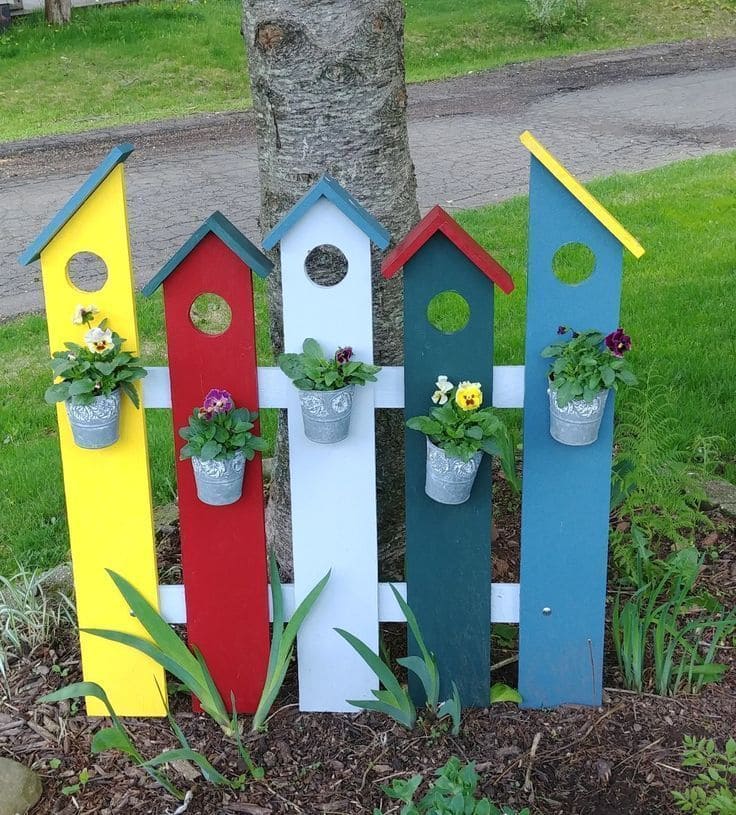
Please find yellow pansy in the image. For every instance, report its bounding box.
[455,381,483,411]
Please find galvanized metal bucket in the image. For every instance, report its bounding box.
[425,438,482,505]
[298,385,355,444]
[191,451,246,506]
[548,388,609,446]
[65,390,121,449]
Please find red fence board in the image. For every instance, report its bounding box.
[161,231,269,713]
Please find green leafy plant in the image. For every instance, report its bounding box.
[178,388,266,462]
[277,338,380,391]
[525,0,587,33]
[377,757,530,815]
[542,326,636,407]
[336,584,462,735]
[251,555,330,732]
[490,683,522,705]
[672,736,736,814]
[82,570,233,732]
[79,571,266,781]
[0,566,74,689]
[611,381,711,586]
[407,375,519,491]
[611,562,736,696]
[45,307,147,408]
[42,682,186,800]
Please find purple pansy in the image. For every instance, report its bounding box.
[605,328,632,357]
[202,388,234,416]
[335,346,353,365]
[557,325,567,335]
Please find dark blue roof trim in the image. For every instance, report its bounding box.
[142,211,273,296]
[262,174,390,250]
[19,143,135,266]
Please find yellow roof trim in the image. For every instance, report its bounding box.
[519,131,645,259]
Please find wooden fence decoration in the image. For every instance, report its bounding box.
[140,213,273,713]
[20,144,165,717]
[23,134,644,717]
[381,207,514,707]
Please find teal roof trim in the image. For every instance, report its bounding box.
[20,143,135,266]
[262,174,390,250]
[142,211,273,297]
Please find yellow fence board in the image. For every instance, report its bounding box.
[39,165,166,717]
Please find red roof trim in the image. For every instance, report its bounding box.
[380,205,514,294]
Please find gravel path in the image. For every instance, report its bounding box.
[1,38,735,319]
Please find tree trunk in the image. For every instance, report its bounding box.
[243,0,419,578]
[45,0,71,25]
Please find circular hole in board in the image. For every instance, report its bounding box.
[304,244,349,287]
[426,290,471,334]
[552,242,596,285]
[65,252,109,293]
[189,293,233,336]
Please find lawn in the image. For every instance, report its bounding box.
[1,151,734,575]
[1,0,735,141]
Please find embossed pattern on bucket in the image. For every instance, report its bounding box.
[192,451,246,506]
[65,390,121,449]
[548,388,608,446]
[425,438,482,505]
[298,385,355,444]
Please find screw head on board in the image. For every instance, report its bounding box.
[542,607,552,616]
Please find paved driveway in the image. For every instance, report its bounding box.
[1,38,735,319]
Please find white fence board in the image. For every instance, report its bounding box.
[280,198,379,712]
[158,582,521,625]
[142,365,524,410]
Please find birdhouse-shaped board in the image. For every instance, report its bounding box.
[382,205,514,707]
[20,144,165,717]
[517,131,644,708]
[142,212,273,713]
[263,175,390,712]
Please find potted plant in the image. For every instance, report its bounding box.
[44,305,147,449]
[407,376,519,505]
[542,326,636,446]
[277,339,381,444]
[178,389,266,506]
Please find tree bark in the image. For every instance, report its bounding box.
[45,0,71,25]
[243,0,419,579]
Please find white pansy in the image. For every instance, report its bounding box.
[84,326,114,354]
[72,303,99,325]
[435,375,453,394]
[431,390,449,405]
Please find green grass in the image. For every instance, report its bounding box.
[1,0,735,141]
[1,151,734,574]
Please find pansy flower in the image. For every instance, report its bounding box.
[455,381,483,411]
[203,388,234,415]
[605,328,632,357]
[431,375,453,405]
[84,326,114,354]
[72,304,99,327]
[335,346,353,365]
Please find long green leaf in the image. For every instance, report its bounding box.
[105,570,203,680]
[251,565,330,732]
[143,748,231,786]
[344,697,415,729]
[335,628,415,727]
[81,628,212,713]
[390,584,439,709]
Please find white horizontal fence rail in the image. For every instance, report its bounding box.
[142,365,525,410]
[158,582,521,626]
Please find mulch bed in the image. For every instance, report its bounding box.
[1,500,734,815]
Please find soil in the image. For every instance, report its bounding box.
[1,494,734,815]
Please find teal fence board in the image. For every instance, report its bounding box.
[403,233,495,707]
[517,155,624,708]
